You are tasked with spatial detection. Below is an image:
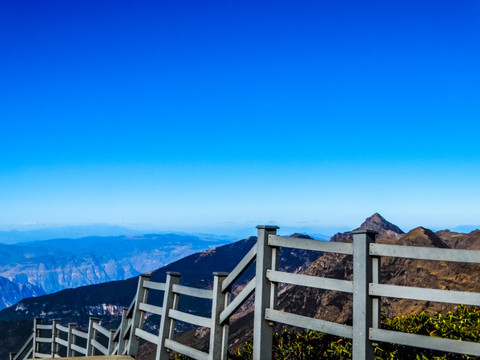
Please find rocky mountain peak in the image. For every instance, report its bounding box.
[289,233,313,239]
[331,213,404,242]
[357,213,404,236]
[399,227,448,248]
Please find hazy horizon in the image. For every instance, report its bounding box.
[1,215,479,245]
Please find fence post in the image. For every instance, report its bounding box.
[127,273,152,356]
[210,272,229,360]
[51,319,58,357]
[118,308,129,354]
[156,272,181,360]
[87,317,99,356]
[33,318,41,358]
[108,329,116,354]
[67,323,76,357]
[253,225,279,360]
[371,246,381,334]
[352,229,377,360]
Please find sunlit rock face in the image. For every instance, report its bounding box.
[0,276,45,308]
[0,233,231,310]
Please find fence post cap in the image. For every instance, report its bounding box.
[256,225,280,230]
[213,272,229,277]
[166,271,181,277]
[351,229,378,235]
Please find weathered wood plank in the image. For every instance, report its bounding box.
[265,309,353,339]
[370,328,480,356]
[55,337,68,347]
[34,353,54,359]
[139,302,164,316]
[70,344,87,355]
[22,349,32,360]
[143,280,166,291]
[56,324,69,333]
[125,299,135,318]
[221,244,256,292]
[168,309,212,328]
[26,349,33,358]
[33,356,133,360]
[71,328,88,339]
[164,339,209,360]
[36,324,53,330]
[36,337,52,343]
[219,277,255,324]
[370,243,480,263]
[92,322,111,338]
[269,235,353,255]
[172,284,213,299]
[134,328,159,344]
[369,283,480,306]
[91,339,108,355]
[267,270,353,293]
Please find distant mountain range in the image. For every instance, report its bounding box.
[1,214,480,360]
[0,225,239,244]
[0,233,234,309]
[0,225,143,244]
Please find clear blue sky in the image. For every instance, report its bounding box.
[1,0,479,234]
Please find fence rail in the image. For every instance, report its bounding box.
[13,225,480,360]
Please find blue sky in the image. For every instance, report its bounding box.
[1,0,479,234]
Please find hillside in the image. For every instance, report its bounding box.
[280,225,477,325]
[166,215,480,357]
[436,229,480,249]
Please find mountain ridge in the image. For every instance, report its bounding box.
[2,214,480,360]
[330,212,404,243]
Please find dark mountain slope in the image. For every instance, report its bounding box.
[436,229,480,249]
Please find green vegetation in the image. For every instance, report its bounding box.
[171,305,480,359]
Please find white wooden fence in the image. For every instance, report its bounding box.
[11,225,480,360]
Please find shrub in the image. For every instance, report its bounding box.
[229,305,480,360]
